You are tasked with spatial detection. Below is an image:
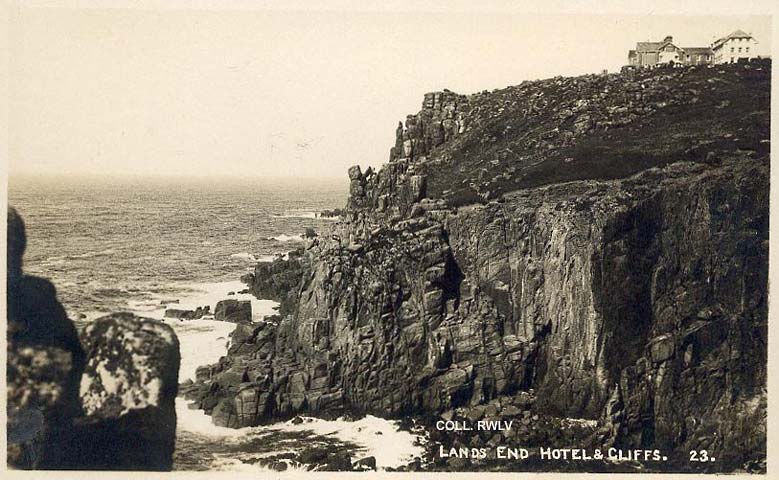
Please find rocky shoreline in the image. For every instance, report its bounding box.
[182,61,769,473]
[7,60,769,473]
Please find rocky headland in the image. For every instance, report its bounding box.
[177,61,767,472]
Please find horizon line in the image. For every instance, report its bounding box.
[7,171,351,181]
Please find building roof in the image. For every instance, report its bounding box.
[682,47,713,55]
[712,30,755,49]
[728,29,753,39]
[636,41,664,52]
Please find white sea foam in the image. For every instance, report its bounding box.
[42,256,67,265]
[141,280,279,322]
[272,415,425,469]
[175,397,247,437]
[229,252,278,263]
[125,280,279,382]
[169,280,424,471]
[270,210,338,221]
[268,234,305,243]
[230,252,258,261]
[167,320,237,382]
[271,211,319,219]
[176,393,424,470]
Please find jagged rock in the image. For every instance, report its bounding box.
[246,248,307,316]
[73,312,180,470]
[354,456,377,470]
[185,64,768,473]
[214,299,252,323]
[348,165,363,180]
[164,306,209,320]
[649,334,675,363]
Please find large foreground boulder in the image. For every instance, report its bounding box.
[71,312,180,470]
[6,207,181,470]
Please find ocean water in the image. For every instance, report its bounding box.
[9,174,346,322]
[9,174,426,471]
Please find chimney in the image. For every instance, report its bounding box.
[664,35,673,43]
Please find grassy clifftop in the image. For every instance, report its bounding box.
[416,61,770,206]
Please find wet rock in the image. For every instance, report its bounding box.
[164,306,209,320]
[299,449,353,471]
[214,299,252,323]
[354,456,377,470]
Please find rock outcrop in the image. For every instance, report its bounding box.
[7,207,86,469]
[71,313,180,470]
[243,248,308,316]
[190,61,769,472]
[214,299,252,323]
[164,306,210,320]
[7,208,181,471]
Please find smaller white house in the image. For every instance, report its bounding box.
[711,30,759,64]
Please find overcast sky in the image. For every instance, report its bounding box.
[7,4,771,178]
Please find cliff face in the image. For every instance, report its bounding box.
[443,159,767,463]
[187,61,769,470]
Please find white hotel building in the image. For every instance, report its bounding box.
[711,30,759,64]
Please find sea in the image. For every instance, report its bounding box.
[8,174,425,471]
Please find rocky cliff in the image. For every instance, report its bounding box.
[185,61,769,472]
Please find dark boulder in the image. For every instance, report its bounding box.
[163,306,209,320]
[70,313,180,470]
[7,207,181,471]
[214,299,252,323]
[354,456,377,471]
[6,207,86,469]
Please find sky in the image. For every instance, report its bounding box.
[7,4,772,178]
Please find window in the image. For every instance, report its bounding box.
[730,57,734,63]
[738,47,742,53]
[731,47,735,53]
[746,47,750,53]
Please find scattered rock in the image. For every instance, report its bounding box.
[354,456,377,470]
[214,299,252,323]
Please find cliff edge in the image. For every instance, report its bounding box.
[186,61,769,472]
